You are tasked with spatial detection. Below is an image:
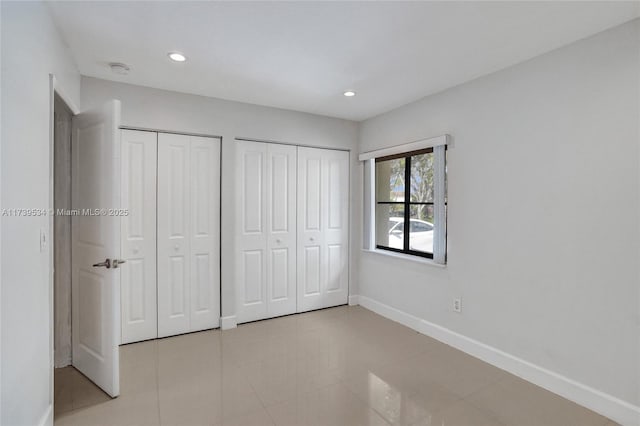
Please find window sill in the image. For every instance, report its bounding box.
[361,248,446,268]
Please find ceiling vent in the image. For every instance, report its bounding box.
[109,62,130,75]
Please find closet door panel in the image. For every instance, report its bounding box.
[327,244,343,291]
[297,147,349,313]
[189,136,221,332]
[157,133,191,337]
[303,246,321,295]
[270,249,288,299]
[235,141,268,323]
[304,158,322,232]
[323,151,349,306]
[297,148,325,312]
[266,144,296,318]
[243,150,263,234]
[242,250,264,303]
[121,130,157,344]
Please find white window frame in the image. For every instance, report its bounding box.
[360,134,449,265]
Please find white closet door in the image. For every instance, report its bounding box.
[297,147,349,312]
[189,136,221,331]
[235,141,297,323]
[157,133,191,337]
[158,133,220,337]
[121,130,157,344]
[266,143,297,318]
[235,141,268,323]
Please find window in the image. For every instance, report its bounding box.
[360,135,448,264]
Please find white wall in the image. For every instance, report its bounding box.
[359,18,640,415]
[81,77,360,323]
[0,2,81,425]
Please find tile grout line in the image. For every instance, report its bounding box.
[221,330,276,426]
[154,342,162,426]
[338,380,393,426]
[460,375,612,426]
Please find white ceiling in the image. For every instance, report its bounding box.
[47,1,639,121]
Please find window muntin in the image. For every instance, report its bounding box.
[375,148,444,259]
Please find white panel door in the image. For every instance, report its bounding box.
[157,133,191,337]
[71,100,121,397]
[235,141,297,323]
[189,136,221,331]
[297,147,349,312]
[158,133,221,337]
[120,130,157,344]
[235,141,268,323]
[266,143,297,318]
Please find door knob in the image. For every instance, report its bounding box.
[310,237,315,241]
[276,239,282,244]
[92,259,111,269]
[112,259,127,269]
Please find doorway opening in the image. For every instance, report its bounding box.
[52,93,111,418]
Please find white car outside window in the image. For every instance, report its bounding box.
[388,217,434,253]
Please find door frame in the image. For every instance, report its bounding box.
[48,74,80,423]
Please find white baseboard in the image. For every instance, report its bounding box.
[220,315,237,330]
[348,295,359,306]
[357,295,640,426]
[37,404,53,426]
[358,294,422,330]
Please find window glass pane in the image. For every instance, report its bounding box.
[410,152,434,202]
[376,158,405,202]
[376,204,404,249]
[410,220,433,232]
[409,204,434,253]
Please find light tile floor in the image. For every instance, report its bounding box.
[54,306,616,426]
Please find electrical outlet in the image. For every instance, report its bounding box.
[453,297,462,313]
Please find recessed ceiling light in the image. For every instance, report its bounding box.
[168,52,187,62]
[343,90,356,97]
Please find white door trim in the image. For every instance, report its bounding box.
[235,137,351,152]
[119,125,222,140]
[47,74,80,426]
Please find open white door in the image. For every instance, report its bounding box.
[71,100,122,397]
